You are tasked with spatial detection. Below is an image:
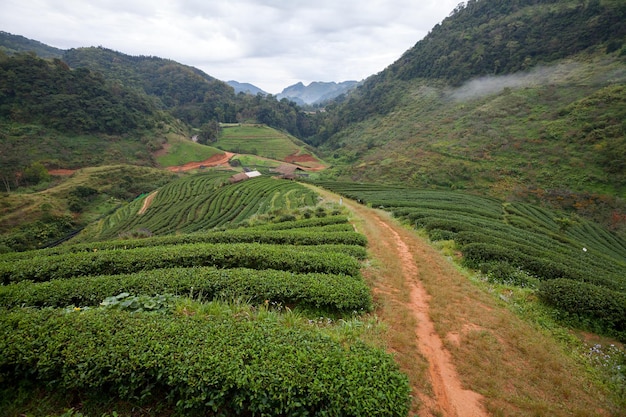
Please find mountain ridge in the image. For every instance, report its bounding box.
[277,80,361,105]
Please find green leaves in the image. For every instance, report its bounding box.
[0,309,410,416]
[0,266,372,313]
[99,293,176,314]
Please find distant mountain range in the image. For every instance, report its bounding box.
[227,80,361,105]
[276,81,361,105]
[227,81,268,96]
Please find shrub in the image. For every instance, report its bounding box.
[0,308,411,416]
[538,279,626,336]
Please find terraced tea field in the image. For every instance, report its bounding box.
[314,181,626,342]
[216,124,324,168]
[0,176,411,416]
[77,172,320,241]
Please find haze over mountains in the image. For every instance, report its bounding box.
[227,80,361,105]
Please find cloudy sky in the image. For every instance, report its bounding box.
[2,0,460,93]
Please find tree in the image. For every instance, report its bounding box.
[197,120,221,144]
[22,161,50,186]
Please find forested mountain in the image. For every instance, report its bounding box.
[277,81,360,105]
[0,31,63,59]
[62,47,236,125]
[310,0,626,142]
[307,0,626,232]
[62,47,320,136]
[389,0,626,85]
[0,53,162,134]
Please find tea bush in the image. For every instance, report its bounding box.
[0,308,411,416]
[0,266,372,312]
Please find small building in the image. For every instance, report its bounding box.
[228,170,262,184]
[228,172,249,184]
[271,164,305,179]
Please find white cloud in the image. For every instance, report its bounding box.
[1,0,460,93]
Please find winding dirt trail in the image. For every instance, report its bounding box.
[374,217,488,417]
[137,191,158,215]
[313,187,490,417]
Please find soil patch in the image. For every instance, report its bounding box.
[165,152,235,172]
[48,169,76,176]
[284,153,318,163]
[137,191,158,215]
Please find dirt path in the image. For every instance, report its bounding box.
[374,217,488,417]
[312,187,489,417]
[137,191,158,215]
[165,152,235,172]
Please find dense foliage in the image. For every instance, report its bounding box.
[0,31,63,58]
[0,308,409,416]
[389,0,626,85]
[0,53,161,134]
[0,265,372,312]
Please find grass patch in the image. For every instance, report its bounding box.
[216,125,305,160]
[156,136,223,167]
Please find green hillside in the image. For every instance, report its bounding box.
[309,0,626,234]
[0,165,176,252]
[215,124,324,167]
[0,31,64,58]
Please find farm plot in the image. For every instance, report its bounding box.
[0,181,411,416]
[313,181,626,341]
[216,124,312,161]
[78,171,319,241]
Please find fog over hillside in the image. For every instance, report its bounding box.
[448,60,626,102]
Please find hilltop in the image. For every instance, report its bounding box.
[277,80,361,105]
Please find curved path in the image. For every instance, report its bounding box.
[344,199,488,417]
[311,186,613,417]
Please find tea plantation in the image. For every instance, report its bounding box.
[0,175,411,416]
[314,181,626,342]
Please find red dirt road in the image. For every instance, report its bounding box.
[374,217,488,417]
[310,185,490,417]
[165,152,235,172]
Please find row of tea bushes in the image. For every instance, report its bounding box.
[0,266,372,313]
[0,242,363,284]
[313,181,626,341]
[0,308,410,416]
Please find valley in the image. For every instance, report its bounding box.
[1,0,626,415]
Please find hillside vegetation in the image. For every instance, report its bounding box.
[0,177,414,416]
[0,166,176,252]
[308,0,626,234]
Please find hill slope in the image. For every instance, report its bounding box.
[310,0,626,232]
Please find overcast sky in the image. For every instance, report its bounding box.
[1,0,460,93]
